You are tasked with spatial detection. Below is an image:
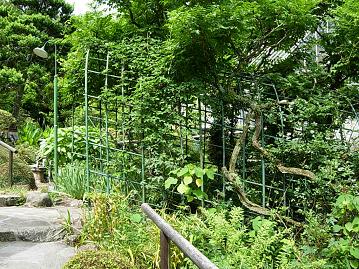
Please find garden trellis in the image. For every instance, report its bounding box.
[65,49,359,216]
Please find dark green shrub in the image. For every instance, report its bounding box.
[0,109,15,131]
[63,250,136,269]
[0,147,33,187]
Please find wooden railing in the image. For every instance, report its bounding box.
[0,140,17,186]
[141,203,219,269]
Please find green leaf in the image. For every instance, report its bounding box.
[353,197,359,211]
[207,208,216,214]
[186,195,194,202]
[345,222,354,232]
[350,247,359,259]
[195,177,203,187]
[165,177,178,189]
[350,259,359,269]
[205,168,215,180]
[183,176,193,185]
[177,183,190,194]
[252,217,263,231]
[177,167,188,177]
[195,167,204,178]
[333,224,343,233]
[192,189,207,199]
[130,213,143,223]
[353,217,359,226]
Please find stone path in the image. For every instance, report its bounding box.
[0,242,75,269]
[0,204,81,269]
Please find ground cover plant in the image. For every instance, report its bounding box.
[0,0,358,268]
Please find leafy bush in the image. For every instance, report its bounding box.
[0,147,33,187]
[17,121,43,147]
[80,193,161,268]
[15,143,37,164]
[0,109,15,131]
[39,126,116,165]
[324,194,359,268]
[63,250,134,269]
[165,163,217,202]
[298,193,359,269]
[173,207,297,269]
[78,191,359,269]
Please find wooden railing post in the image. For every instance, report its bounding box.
[0,140,17,187]
[9,151,13,187]
[160,231,170,269]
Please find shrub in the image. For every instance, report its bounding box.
[80,193,160,268]
[63,250,135,269]
[0,109,15,131]
[0,147,33,187]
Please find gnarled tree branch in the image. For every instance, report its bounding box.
[252,111,315,180]
[222,108,303,227]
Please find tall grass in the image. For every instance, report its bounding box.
[56,161,87,199]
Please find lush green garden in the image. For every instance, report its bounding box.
[0,0,359,268]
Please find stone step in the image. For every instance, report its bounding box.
[0,207,81,242]
[0,195,24,207]
[0,241,75,269]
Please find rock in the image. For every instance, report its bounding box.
[0,207,82,243]
[0,241,76,269]
[54,196,83,208]
[0,194,24,207]
[77,243,98,252]
[25,192,53,207]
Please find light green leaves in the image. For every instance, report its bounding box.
[183,175,193,185]
[195,177,203,187]
[177,183,190,194]
[195,166,204,178]
[165,164,217,202]
[350,247,359,259]
[205,168,215,180]
[165,177,178,189]
[130,213,143,223]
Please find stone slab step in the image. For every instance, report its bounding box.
[0,195,24,207]
[0,207,81,242]
[0,241,75,269]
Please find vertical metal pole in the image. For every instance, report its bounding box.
[85,50,90,192]
[261,113,266,207]
[140,82,146,203]
[242,110,246,182]
[160,231,170,269]
[185,101,188,156]
[53,44,58,182]
[198,98,204,207]
[8,151,13,186]
[141,141,145,203]
[121,63,125,152]
[105,53,110,193]
[71,91,75,164]
[179,103,184,160]
[221,99,226,198]
[120,63,126,187]
[99,98,103,174]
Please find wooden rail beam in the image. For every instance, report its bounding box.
[141,203,219,269]
[0,140,17,186]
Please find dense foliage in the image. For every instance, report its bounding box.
[0,0,358,268]
[0,0,72,125]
